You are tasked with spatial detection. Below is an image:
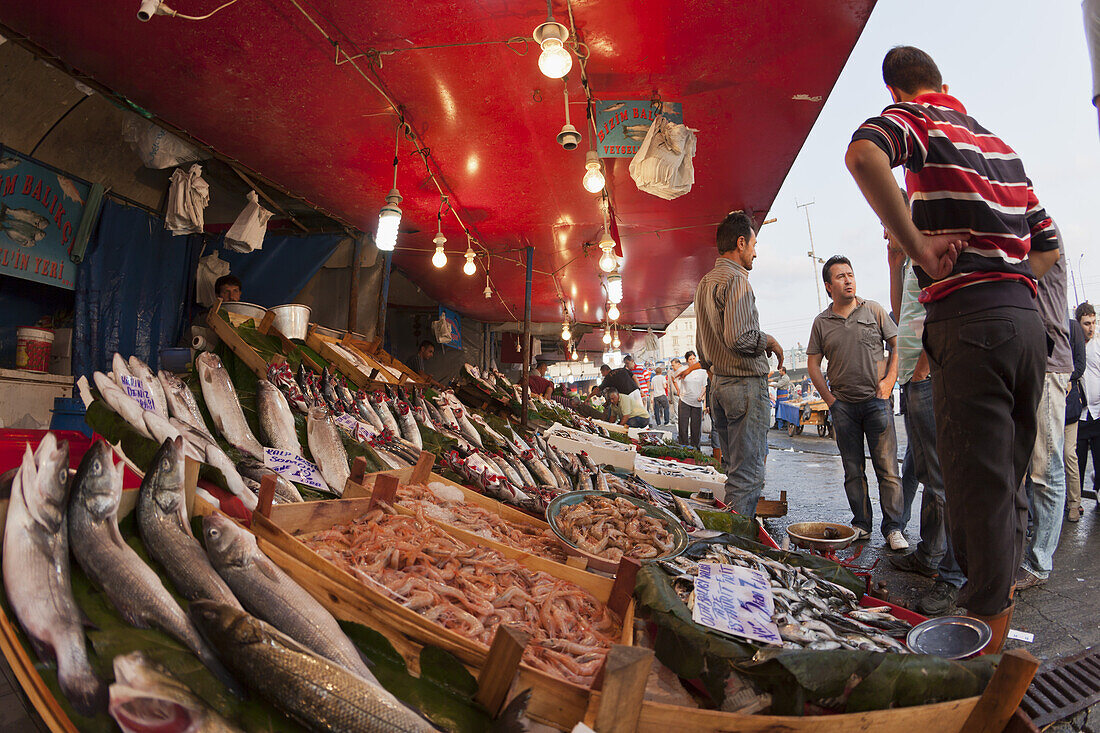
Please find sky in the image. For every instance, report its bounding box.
[742,0,1100,350]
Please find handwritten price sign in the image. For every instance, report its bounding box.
[263,447,328,491]
[119,375,156,412]
[691,562,781,646]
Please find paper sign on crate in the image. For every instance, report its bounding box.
[119,375,156,412]
[263,447,328,490]
[691,562,782,646]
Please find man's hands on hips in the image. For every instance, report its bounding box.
[876,377,897,400]
[766,335,784,369]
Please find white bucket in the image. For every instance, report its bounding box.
[16,328,55,372]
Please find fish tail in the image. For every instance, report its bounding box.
[56,632,107,716]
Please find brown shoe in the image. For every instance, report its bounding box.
[972,603,1015,654]
[1068,505,1081,522]
[1014,567,1046,592]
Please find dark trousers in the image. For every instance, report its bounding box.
[678,402,702,448]
[1078,416,1100,494]
[924,306,1045,616]
[829,396,905,535]
[653,395,670,425]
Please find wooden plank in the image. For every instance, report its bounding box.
[205,306,269,378]
[960,649,1039,733]
[255,473,276,519]
[257,310,277,335]
[607,557,641,619]
[0,591,78,732]
[592,646,654,733]
[368,474,399,512]
[475,625,530,716]
[409,451,435,484]
[350,456,369,485]
[307,331,374,389]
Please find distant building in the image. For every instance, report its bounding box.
[659,304,697,361]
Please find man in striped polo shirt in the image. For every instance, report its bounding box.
[694,210,783,517]
[845,46,1060,651]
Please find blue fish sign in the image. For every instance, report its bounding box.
[593,100,683,158]
[0,149,90,290]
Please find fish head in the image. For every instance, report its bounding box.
[202,513,256,569]
[25,434,71,532]
[73,441,123,519]
[112,353,130,378]
[109,652,200,728]
[146,438,185,514]
[189,600,263,647]
[195,352,221,380]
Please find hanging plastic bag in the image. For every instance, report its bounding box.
[165,164,210,235]
[224,190,273,253]
[122,117,206,169]
[628,115,698,200]
[196,252,231,306]
[432,315,456,345]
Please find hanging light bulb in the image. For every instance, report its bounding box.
[608,303,620,321]
[376,189,402,252]
[571,347,579,361]
[462,237,477,276]
[582,352,589,364]
[606,273,623,304]
[582,150,605,193]
[533,18,572,79]
[561,322,572,341]
[431,233,447,268]
[597,227,617,273]
[612,331,621,349]
[483,277,492,299]
[602,325,612,345]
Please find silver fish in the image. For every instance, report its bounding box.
[354,395,385,433]
[392,401,423,451]
[370,394,402,438]
[93,371,153,439]
[4,436,105,715]
[257,379,302,456]
[137,437,242,609]
[112,352,135,391]
[522,451,558,488]
[68,441,239,693]
[127,356,168,418]
[491,453,526,488]
[142,411,205,463]
[203,514,376,682]
[672,495,705,529]
[158,370,213,440]
[307,407,349,495]
[196,353,264,459]
[190,601,434,732]
[204,442,258,511]
[235,458,304,503]
[451,406,484,449]
[109,651,241,733]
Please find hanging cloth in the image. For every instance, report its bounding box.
[224,190,273,253]
[196,252,231,307]
[165,163,210,235]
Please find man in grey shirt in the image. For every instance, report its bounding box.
[1017,231,1072,590]
[807,255,906,550]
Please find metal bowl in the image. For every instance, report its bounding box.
[786,521,857,551]
[221,301,267,322]
[906,616,992,659]
[270,304,311,340]
[545,490,690,574]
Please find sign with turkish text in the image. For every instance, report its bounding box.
[593,100,683,158]
[262,447,328,491]
[691,562,782,646]
[119,375,156,412]
[0,149,89,289]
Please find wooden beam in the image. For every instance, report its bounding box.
[368,473,399,512]
[959,649,1039,733]
[593,645,654,733]
[607,557,641,619]
[475,625,531,717]
[350,456,369,485]
[255,473,277,519]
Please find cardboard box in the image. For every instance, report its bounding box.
[545,422,637,471]
[634,455,725,494]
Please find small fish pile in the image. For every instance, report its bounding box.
[395,481,568,562]
[556,495,678,562]
[300,509,621,686]
[661,544,911,653]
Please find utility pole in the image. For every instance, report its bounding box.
[797,199,823,312]
[1079,253,1087,303]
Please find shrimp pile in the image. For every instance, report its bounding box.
[395,482,568,563]
[300,509,620,685]
[556,495,676,562]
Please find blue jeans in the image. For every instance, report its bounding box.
[1022,373,1069,579]
[901,447,918,528]
[829,396,905,536]
[711,375,770,517]
[903,379,965,587]
[653,396,670,425]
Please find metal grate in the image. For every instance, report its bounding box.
[1020,647,1100,727]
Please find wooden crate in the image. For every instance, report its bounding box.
[251,491,635,729]
[205,302,322,379]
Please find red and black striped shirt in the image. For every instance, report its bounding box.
[853,93,1057,319]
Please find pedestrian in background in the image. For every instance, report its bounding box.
[693,211,782,516]
[676,351,708,450]
[1077,303,1100,509]
[845,46,1058,650]
[1017,236,1072,592]
[1065,309,1087,522]
[650,367,671,425]
[668,357,683,424]
[807,255,906,550]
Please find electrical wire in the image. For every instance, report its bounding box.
[161,0,246,21]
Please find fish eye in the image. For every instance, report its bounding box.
[92,459,101,472]
[209,529,220,539]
